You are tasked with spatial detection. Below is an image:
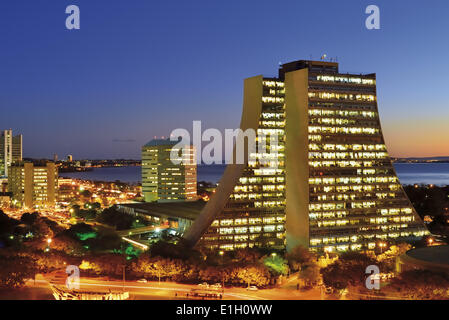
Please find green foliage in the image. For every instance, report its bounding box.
[286,245,317,272]
[150,240,201,261]
[235,265,271,287]
[321,252,377,291]
[131,254,186,281]
[124,244,141,258]
[263,255,288,276]
[0,210,20,246]
[387,269,449,300]
[0,253,37,289]
[298,261,321,287]
[96,206,135,230]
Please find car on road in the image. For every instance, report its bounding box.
[324,286,333,294]
[198,282,209,288]
[246,286,258,291]
[137,279,148,283]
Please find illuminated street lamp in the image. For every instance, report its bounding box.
[428,238,434,246]
[46,238,52,252]
[378,242,387,253]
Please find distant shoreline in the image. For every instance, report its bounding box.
[58,163,449,187]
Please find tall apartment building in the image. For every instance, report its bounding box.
[8,162,58,209]
[184,59,428,253]
[142,138,197,203]
[0,130,23,177]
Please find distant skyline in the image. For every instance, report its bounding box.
[1,0,448,159]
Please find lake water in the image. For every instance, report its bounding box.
[59,163,449,186]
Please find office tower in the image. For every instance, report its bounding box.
[0,130,23,177]
[184,59,428,253]
[54,154,58,162]
[67,155,73,162]
[8,162,58,208]
[141,138,197,203]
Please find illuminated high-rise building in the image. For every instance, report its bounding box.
[142,138,197,203]
[184,59,428,253]
[8,162,58,209]
[0,130,22,177]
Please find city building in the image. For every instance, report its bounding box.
[117,201,205,235]
[8,162,58,209]
[0,129,23,177]
[67,155,73,162]
[184,59,429,253]
[141,138,197,203]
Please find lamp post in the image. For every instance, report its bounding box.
[378,242,387,254]
[218,251,225,290]
[46,238,52,252]
[122,265,126,291]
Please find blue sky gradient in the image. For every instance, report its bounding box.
[1,0,448,159]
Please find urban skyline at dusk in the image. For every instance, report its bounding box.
[1,0,449,159]
[3,0,449,306]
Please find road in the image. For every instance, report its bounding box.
[2,275,323,300]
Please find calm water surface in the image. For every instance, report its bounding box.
[59,163,449,186]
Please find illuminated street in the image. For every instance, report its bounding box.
[13,276,322,301]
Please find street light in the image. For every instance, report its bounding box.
[378,242,387,253]
[428,238,434,246]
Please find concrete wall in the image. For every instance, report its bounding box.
[183,75,264,247]
[285,68,310,251]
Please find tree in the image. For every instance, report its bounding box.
[321,252,377,291]
[234,248,263,264]
[51,233,85,255]
[131,255,185,281]
[263,255,288,276]
[96,206,134,230]
[286,245,317,272]
[377,243,411,272]
[298,261,321,288]
[20,212,39,225]
[235,265,271,287]
[0,254,37,289]
[387,269,449,300]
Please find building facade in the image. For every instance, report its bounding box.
[8,162,58,209]
[184,59,428,253]
[0,130,23,177]
[142,139,197,203]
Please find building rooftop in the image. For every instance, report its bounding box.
[118,200,206,220]
[406,245,449,266]
[143,138,182,147]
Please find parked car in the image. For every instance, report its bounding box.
[210,283,222,290]
[198,282,209,288]
[137,279,148,283]
[246,286,258,291]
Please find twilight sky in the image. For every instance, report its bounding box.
[1,0,448,159]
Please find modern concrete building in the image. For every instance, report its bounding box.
[184,59,429,253]
[0,129,22,177]
[117,201,205,235]
[141,138,197,203]
[8,162,58,209]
